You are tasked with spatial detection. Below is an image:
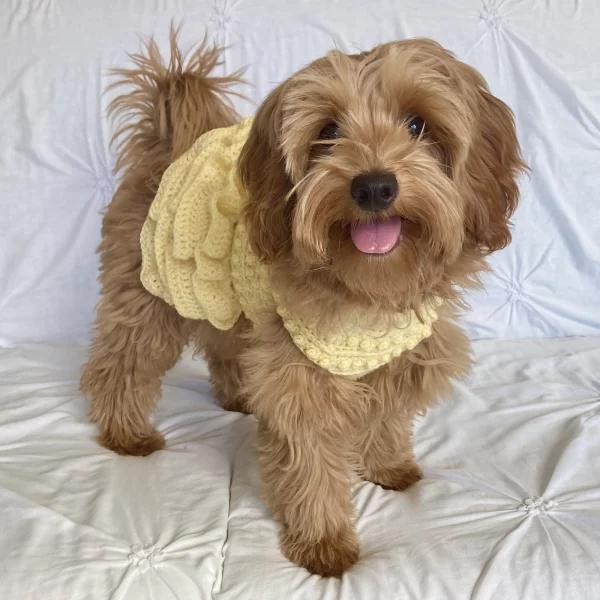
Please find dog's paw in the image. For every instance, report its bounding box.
[281,527,359,578]
[365,462,423,491]
[98,428,165,456]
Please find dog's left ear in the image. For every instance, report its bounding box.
[461,72,527,254]
[238,84,293,263]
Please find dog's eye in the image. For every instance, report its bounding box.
[318,122,340,141]
[407,116,425,137]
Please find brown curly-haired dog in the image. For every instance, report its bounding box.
[81,31,526,577]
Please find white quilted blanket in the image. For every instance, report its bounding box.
[0,339,599,598]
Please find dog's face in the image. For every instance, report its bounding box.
[239,39,526,313]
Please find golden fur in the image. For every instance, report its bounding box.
[81,31,526,577]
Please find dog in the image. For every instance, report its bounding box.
[81,30,526,577]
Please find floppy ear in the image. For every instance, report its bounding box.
[461,73,527,254]
[238,84,293,263]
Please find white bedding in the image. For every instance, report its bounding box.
[1,0,599,345]
[0,338,599,599]
[2,1,600,598]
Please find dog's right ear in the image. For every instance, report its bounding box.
[238,84,293,263]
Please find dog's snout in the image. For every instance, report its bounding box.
[351,173,398,212]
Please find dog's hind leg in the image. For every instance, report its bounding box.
[81,186,190,455]
[192,318,252,414]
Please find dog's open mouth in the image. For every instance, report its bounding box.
[350,216,403,254]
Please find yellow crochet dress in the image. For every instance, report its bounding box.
[140,117,439,378]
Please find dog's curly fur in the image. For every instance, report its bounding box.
[81,31,526,577]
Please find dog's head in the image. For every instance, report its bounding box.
[239,39,527,313]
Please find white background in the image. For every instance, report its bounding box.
[1,0,599,346]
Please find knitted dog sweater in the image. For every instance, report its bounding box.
[140,117,439,378]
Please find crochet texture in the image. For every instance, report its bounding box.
[140,118,439,378]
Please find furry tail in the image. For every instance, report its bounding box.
[107,27,245,183]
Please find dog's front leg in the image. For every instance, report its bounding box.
[357,410,423,490]
[242,319,364,577]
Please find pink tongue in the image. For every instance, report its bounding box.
[351,217,403,254]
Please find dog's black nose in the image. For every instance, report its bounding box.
[351,173,398,212]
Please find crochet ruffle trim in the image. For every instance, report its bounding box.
[140,118,254,329]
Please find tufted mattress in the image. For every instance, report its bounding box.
[1,339,599,598]
[1,0,599,598]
